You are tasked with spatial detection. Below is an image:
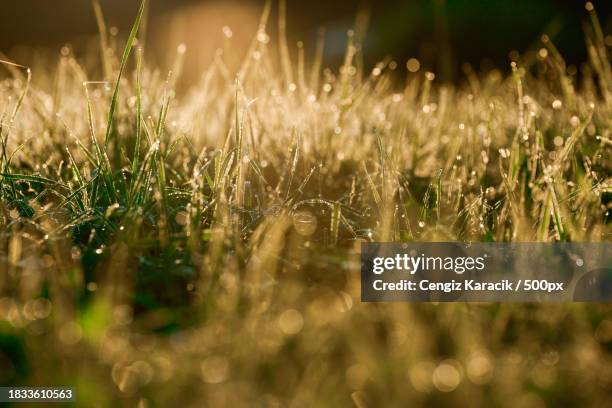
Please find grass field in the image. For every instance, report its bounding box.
[0,1,611,406]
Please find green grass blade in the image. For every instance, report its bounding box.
[103,0,146,147]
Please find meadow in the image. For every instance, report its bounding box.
[0,1,610,406]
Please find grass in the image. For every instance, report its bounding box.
[0,0,611,406]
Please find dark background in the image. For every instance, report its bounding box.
[1,0,610,82]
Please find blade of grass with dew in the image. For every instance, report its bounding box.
[131,46,144,182]
[103,0,146,147]
[331,202,341,246]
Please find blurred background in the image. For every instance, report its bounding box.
[1,0,610,84]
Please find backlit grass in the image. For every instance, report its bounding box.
[0,1,610,406]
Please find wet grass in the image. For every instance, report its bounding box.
[0,0,611,406]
